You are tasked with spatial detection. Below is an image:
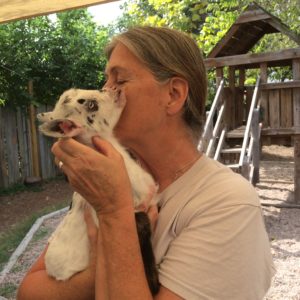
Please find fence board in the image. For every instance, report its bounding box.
[37,105,58,179]
[269,89,280,128]
[280,88,293,128]
[0,108,8,188]
[16,108,30,181]
[4,108,21,185]
[0,105,60,189]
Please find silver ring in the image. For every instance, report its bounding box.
[58,161,64,169]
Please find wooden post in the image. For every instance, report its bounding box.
[0,107,6,188]
[260,63,269,127]
[239,68,245,88]
[293,59,300,203]
[28,80,41,178]
[216,67,224,88]
[229,66,236,130]
[251,109,260,185]
[237,68,246,126]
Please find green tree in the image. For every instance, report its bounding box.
[0,8,110,107]
[119,0,300,55]
[0,17,55,107]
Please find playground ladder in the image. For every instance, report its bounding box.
[199,77,262,185]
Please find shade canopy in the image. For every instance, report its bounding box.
[0,0,117,24]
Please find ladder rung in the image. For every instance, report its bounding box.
[226,164,240,169]
[221,148,242,154]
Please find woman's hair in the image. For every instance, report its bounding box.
[105,26,207,141]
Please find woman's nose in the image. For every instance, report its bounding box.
[102,84,117,91]
[101,86,120,97]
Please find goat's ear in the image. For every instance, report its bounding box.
[37,112,54,122]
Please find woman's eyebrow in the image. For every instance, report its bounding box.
[104,66,130,77]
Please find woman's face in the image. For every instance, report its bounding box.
[104,43,170,148]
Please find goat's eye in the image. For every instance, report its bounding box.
[86,99,99,112]
[77,99,86,104]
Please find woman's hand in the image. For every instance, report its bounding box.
[52,136,133,215]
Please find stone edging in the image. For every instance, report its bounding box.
[0,207,68,285]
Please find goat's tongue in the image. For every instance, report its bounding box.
[58,120,78,135]
[57,120,83,138]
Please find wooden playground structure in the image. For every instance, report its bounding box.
[200,3,300,202]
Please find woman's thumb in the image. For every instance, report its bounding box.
[92,136,115,157]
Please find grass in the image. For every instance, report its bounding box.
[0,183,43,196]
[0,201,68,273]
[31,227,50,243]
[0,282,15,298]
[0,175,66,196]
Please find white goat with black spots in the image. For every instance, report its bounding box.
[37,88,159,295]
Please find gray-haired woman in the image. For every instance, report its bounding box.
[18,26,274,300]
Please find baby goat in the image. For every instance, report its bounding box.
[37,88,159,295]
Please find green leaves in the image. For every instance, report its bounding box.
[118,0,299,56]
[0,9,110,107]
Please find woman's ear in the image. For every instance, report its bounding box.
[166,77,189,115]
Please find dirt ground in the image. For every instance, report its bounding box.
[0,179,73,236]
[0,145,299,299]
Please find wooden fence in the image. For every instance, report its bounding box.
[0,105,59,189]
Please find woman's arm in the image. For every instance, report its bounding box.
[52,137,184,300]
[97,207,153,300]
[17,244,95,300]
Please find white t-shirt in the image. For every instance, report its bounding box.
[152,155,275,300]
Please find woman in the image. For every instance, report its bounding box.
[18,26,274,300]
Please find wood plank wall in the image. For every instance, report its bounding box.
[223,85,295,130]
[0,105,59,189]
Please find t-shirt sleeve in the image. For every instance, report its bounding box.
[158,203,275,300]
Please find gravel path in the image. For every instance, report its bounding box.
[0,148,299,299]
[257,160,300,300]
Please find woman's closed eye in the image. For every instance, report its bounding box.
[116,79,127,85]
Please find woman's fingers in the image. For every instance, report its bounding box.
[52,137,120,169]
[92,136,121,159]
[52,138,91,167]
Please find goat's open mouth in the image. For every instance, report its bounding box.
[39,119,83,138]
[56,120,79,135]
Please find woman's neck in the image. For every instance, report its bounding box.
[126,133,201,192]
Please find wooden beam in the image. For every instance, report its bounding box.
[293,58,300,202]
[267,19,300,46]
[261,128,299,135]
[239,68,245,87]
[216,68,224,87]
[295,137,300,203]
[261,80,300,90]
[0,0,117,24]
[293,59,300,127]
[205,48,300,69]
[208,24,240,58]
[236,13,272,25]
[260,63,269,128]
